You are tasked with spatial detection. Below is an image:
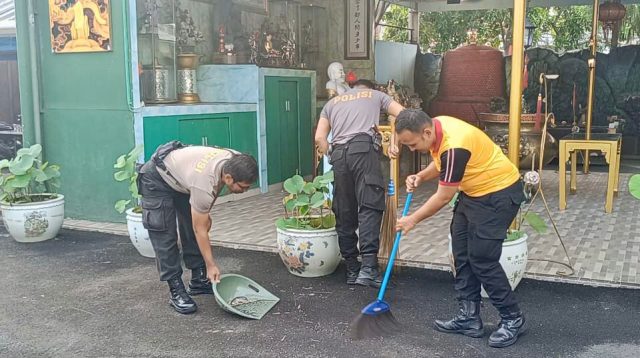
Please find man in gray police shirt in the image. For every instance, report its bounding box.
[315,79,403,287]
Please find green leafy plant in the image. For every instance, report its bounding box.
[0,144,61,204]
[113,145,143,214]
[276,171,336,230]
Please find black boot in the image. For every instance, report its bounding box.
[434,300,484,338]
[345,257,361,285]
[168,277,197,314]
[488,307,526,348]
[188,267,213,295]
[355,254,383,288]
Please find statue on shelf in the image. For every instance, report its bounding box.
[261,33,281,66]
[325,62,350,98]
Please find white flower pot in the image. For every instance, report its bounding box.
[1,194,65,243]
[126,209,155,258]
[448,233,528,297]
[276,226,341,277]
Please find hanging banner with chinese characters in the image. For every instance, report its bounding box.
[344,0,370,60]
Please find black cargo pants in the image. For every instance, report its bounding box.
[450,180,525,311]
[329,134,386,260]
[137,149,205,281]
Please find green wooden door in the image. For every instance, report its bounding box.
[265,76,312,184]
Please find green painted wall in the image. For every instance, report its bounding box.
[16,1,135,222]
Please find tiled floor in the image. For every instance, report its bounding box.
[64,170,640,289]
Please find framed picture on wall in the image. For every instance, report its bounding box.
[232,0,269,15]
[344,0,370,60]
[48,0,112,53]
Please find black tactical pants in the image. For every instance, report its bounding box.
[330,134,386,260]
[450,180,525,311]
[138,161,205,281]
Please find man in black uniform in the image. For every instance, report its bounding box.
[314,80,403,287]
[137,141,258,314]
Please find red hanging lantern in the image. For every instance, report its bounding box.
[599,1,626,43]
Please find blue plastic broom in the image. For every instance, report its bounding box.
[350,192,413,339]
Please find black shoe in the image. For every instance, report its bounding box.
[434,300,484,338]
[168,277,197,314]
[188,267,213,295]
[355,254,383,288]
[345,257,361,285]
[488,309,526,348]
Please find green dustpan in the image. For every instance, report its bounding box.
[212,274,280,320]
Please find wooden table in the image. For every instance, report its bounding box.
[558,133,622,213]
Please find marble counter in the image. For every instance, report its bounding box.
[142,102,256,117]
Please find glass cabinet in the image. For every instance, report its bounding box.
[137,0,178,103]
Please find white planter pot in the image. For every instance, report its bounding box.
[448,233,528,297]
[276,226,341,277]
[126,209,155,258]
[1,194,65,243]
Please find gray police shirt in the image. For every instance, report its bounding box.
[320,88,393,145]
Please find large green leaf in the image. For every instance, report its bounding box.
[115,200,130,214]
[322,213,336,228]
[310,192,325,208]
[285,198,296,212]
[284,175,305,194]
[33,168,48,182]
[0,159,9,170]
[629,174,640,200]
[10,174,31,189]
[114,155,127,169]
[129,145,144,159]
[43,164,61,177]
[524,212,547,234]
[9,154,35,175]
[302,182,316,195]
[129,180,139,197]
[114,170,129,182]
[17,144,41,158]
[298,205,310,216]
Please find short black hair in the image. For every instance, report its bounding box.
[353,79,375,89]
[395,109,433,134]
[223,153,259,183]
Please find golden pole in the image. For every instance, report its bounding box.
[508,0,527,168]
[584,0,600,173]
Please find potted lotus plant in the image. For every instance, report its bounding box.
[0,144,64,243]
[275,171,340,277]
[113,145,154,258]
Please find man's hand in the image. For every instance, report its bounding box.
[207,262,221,283]
[406,174,422,192]
[317,140,330,156]
[388,143,399,159]
[396,214,418,236]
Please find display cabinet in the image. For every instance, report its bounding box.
[138,0,178,103]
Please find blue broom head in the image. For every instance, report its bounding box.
[361,299,391,316]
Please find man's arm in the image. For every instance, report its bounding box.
[191,209,220,282]
[386,101,404,159]
[417,161,439,182]
[314,117,331,156]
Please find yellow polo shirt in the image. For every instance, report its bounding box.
[431,116,520,197]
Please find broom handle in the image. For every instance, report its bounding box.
[377,192,413,301]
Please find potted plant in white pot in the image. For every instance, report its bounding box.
[113,145,155,258]
[447,193,547,295]
[0,144,64,243]
[276,171,340,278]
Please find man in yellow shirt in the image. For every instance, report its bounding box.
[394,109,526,348]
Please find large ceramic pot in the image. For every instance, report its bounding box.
[478,113,557,170]
[1,194,65,243]
[126,208,155,258]
[276,226,341,278]
[448,233,528,297]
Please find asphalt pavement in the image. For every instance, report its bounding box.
[1,227,639,358]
